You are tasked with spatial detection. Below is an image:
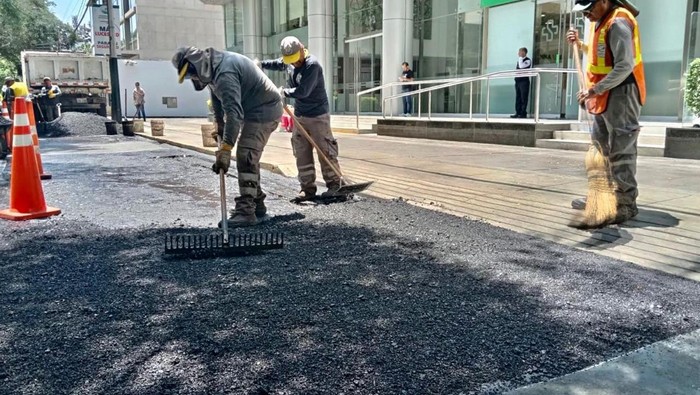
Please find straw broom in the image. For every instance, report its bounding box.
[569,41,618,229]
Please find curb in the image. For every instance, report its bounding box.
[136,133,294,178]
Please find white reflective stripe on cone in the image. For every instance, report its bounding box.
[13,113,29,127]
[13,134,34,147]
[31,126,38,136]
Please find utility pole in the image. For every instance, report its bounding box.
[106,0,122,121]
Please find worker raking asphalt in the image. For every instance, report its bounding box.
[1,135,699,395]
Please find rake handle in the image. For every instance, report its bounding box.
[283,104,345,183]
[217,138,229,244]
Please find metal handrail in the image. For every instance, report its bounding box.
[355,68,580,129]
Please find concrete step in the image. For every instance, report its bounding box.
[535,139,665,157]
[570,123,668,134]
[553,130,666,146]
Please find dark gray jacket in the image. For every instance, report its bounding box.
[261,54,329,118]
[206,50,283,146]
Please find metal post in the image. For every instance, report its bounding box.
[418,83,422,118]
[485,77,490,121]
[534,74,541,123]
[469,82,473,119]
[356,95,360,129]
[428,92,432,120]
[107,0,121,122]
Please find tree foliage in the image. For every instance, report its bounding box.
[0,0,77,75]
[685,58,700,116]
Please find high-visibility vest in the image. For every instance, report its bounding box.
[586,7,646,114]
[10,82,29,97]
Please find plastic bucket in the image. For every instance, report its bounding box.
[133,120,144,133]
[105,120,118,135]
[150,120,164,136]
[122,120,135,136]
[200,124,218,147]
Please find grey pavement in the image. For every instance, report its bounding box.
[506,329,700,395]
[1,135,699,394]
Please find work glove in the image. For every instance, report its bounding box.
[212,147,232,174]
[278,86,286,99]
[253,58,262,69]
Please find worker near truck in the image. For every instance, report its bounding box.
[3,76,29,118]
[259,36,346,202]
[40,77,61,122]
[172,46,283,227]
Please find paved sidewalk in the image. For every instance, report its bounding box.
[505,329,700,395]
[141,118,700,282]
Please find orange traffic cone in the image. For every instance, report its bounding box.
[26,99,52,180]
[0,98,61,221]
[2,101,11,150]
[1,101,9,120]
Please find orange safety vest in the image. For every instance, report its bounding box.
[586,7,646,114]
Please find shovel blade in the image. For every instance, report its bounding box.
[336,181,373,195]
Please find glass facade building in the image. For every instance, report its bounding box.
[205,0,700,120]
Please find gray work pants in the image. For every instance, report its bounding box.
[292,113,341,193]
[233,120,278,215]
[591,83,642,207]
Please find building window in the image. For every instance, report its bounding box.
[346,0,382,36]
[225,1,243,51]
[122,0,138,50]
[270,0,308,34]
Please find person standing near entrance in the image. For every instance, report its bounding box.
[133,82,146,121]
[511,47,531,119]
[399,62,414,116]
[567,0,646,224]
[259,36,347,202]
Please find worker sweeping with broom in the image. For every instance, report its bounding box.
[567,0,646,229]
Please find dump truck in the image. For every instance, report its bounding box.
[21,51,109,117]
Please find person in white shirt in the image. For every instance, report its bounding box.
[133,82,146,121]
[511,47,532,119]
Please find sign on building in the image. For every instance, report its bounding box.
[91,4,121,56]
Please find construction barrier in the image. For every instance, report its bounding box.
[0,98,61,221]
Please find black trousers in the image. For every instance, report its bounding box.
[515,79,530,117]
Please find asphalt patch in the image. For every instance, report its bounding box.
[1,135,699,395]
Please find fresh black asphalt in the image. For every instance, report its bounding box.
[1,135,699,395]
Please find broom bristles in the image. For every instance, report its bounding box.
[570,144,618,229]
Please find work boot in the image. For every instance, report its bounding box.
[610,203,639,225]
[291,190,316,203]
[571,197,587,210]
[254,198,267,218]
[219,212,258,228]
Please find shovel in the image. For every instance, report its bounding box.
[283,104,373,196]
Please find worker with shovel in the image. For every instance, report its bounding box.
[259,36,350,202]
[567,0,646,225]
[172,47,282,227]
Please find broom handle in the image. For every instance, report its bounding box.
[571,34,587,90]
[283,104,345,182]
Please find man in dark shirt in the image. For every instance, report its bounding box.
[260,36,346,202]
[511,47,532,119]
[399,62,414,116]
[173,46,282,227]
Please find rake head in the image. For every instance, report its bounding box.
[164,232,284,258]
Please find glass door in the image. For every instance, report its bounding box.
[343,34,382,113]
[533,0,581,119]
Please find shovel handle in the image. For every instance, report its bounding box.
[283,104,345,183]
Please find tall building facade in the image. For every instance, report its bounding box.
[202,0,700,121]
[120,0,225,60]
